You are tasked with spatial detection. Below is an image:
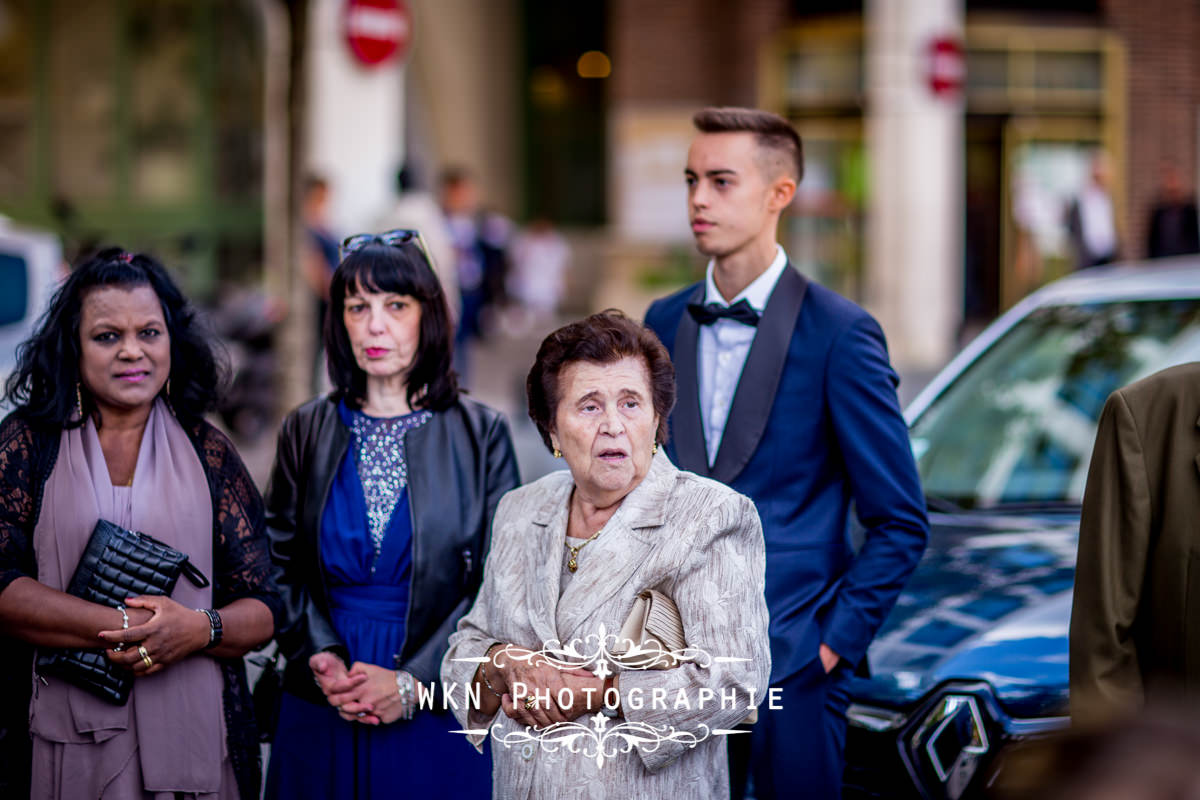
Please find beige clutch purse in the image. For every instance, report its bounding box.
[612,589,688,670]
[612,588,757,724]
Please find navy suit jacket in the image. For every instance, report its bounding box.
[645,265,928,683]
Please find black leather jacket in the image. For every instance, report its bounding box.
[265,395,519,702]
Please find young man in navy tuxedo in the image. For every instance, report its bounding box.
[644,107,929,799]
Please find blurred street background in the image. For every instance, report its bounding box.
[1,0,1198,486]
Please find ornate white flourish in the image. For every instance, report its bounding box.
[491,715,713,769]
[452,626,752,764]
[477,624,713,673]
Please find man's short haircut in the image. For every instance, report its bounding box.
[692,107,804,183]
[439,165,473,190]
[303,173,328,196]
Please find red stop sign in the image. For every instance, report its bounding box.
[345,0,411,67]
[927,36,965,98]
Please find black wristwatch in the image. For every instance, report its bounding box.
[197,607,223,649]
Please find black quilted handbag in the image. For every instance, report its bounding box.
[35,519,210,705]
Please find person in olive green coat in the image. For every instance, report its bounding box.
[1070,361,1200,724]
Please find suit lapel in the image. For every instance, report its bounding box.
[710,265,808,484]
[554,453,673,640]
[527,480,570,648]
[671,284,710,476]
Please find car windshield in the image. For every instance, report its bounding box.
[911,298,1200,509]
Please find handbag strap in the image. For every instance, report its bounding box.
[134,528,211,588]
[181,560,210,589]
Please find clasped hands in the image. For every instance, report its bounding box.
[309,651,415,726]
[98,596,212,677]
[484,645,608,730]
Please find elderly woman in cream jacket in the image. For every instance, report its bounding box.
[441,311,770,800]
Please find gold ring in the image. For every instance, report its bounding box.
[137,645,153,669]
[523,696,537,710]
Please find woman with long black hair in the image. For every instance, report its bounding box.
[0,247,281,799]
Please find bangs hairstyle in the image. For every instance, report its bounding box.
[693,106,804,183]
[325,242,459,411]
[526,310,675,452]
[4,246,224,428]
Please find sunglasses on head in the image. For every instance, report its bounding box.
[339,228,436,266]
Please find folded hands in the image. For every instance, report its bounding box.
[309,651,415,726]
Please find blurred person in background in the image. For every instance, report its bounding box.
[1145,162,1200,259]
[503,217,570,336]
[302,174,341,394]
[0,247,281,799]
[1071,362,1200,724]
[264,231,519,800]
[644,107,928,800]
[374,163,458,319]
[1065,151,1120,270]
[440,166,512,380]
[1010,175,1048,303]
[442,310,770,800]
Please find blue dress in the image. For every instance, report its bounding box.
[266,403,493,799]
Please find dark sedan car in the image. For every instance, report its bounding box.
[843,259,1200,799]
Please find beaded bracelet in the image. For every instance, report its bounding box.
[113,604,129,652]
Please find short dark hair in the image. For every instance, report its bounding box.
[693,106,804,183]
[303,174,328,196]
[5,246,225,429]
[526,310,675,452]
[439,165,473,190]
[325,241,459,411]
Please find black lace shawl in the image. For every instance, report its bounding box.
[0,411,284,800]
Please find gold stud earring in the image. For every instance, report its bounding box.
[553,447,562,458]
[75,383,83,420]
[652,442,659,455]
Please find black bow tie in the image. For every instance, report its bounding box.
[687,299,761,327]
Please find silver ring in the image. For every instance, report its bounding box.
[356,711,366,718]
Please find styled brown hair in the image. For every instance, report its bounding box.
[526,310,676,452]
[693,106,804,183]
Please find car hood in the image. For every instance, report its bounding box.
[852,514,1077,719]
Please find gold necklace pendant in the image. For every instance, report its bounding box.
[565,527,603,573]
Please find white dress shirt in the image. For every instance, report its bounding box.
[698,246,789,466]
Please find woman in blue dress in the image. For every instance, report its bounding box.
[264,230,519,799]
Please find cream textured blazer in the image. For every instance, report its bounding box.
[441,451,770,800]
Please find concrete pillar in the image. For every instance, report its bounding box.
[305,0,407,234]
[865,0,963,374]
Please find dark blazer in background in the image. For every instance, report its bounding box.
[645,265,928,684]
[1070,361,1200,724]
[265,395,519,703]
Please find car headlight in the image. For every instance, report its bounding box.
[910,694,991,799]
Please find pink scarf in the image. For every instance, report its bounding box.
[31,400,223,794]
